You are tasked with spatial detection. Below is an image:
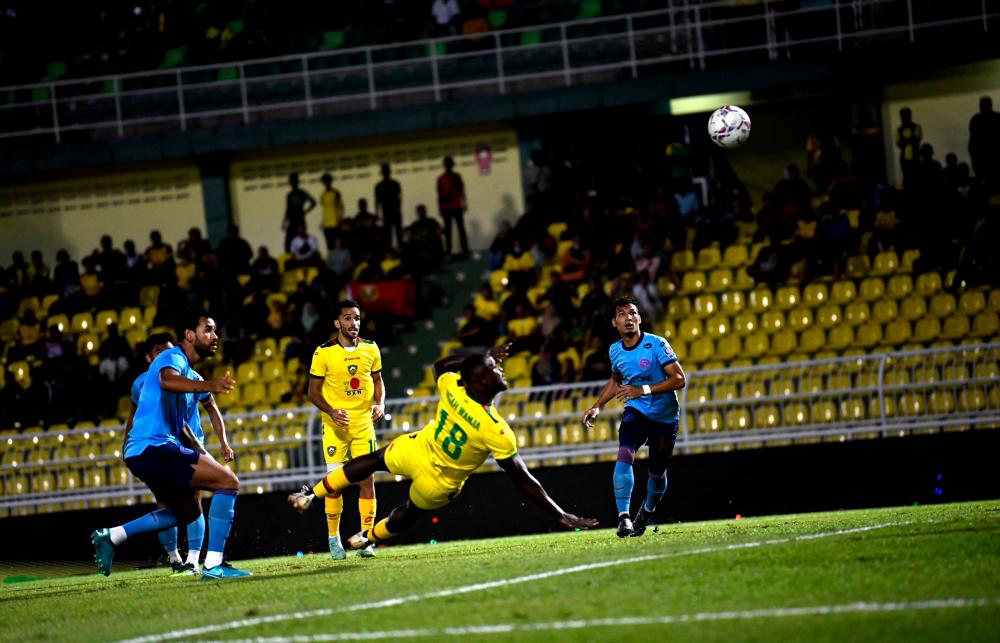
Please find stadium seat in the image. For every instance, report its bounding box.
[803,283,828,307]
[78,333,100,358]
[784,403,809,426]
[858,278,885,302]
[721,244,749,268]
[872,299,898,324]
[988,290,1000,313]
[743,332,769,358]
[241,383,266,406]
[719,291,745,315]
[928,390,955,415]
[696,411,722,433]
[734,268,755,290]
[915,272,942,297]
[972,311,1000,338]
[118,307,143,332]
[831,281,857,305]
[754,405,780,428]
[502,354,531,381]
[696,247,721,271]
[71,312,95,334]
[692,294,718,318]
[705,314,730,339]
[95,309,119,332]
[827,325,854,351]
[266,381,291,404]
[799,327,826,353]
[255,338,278,360]
[236,361,260,383]
[769,329,796,356]
[886,275,914,300]
[811,401,837,423]
[726,408,752,431]
[689,338,714,363]
[716,335,741,361]
[912,317,941,343]
[787,308,814,332]
[732,312,757,336]
[845,255,871,279]
[959,388,986,412]
[760,310,785,334]
[260,359,284,382]
[775,287,800,311]
[747,289,773,313]
[657,320,677,340]
[39,294,60,316]
[839,398,866,421]
[667,297,692,319]
[899,249,920,273]
[898,393,925,417]
[941,314,971,340]
[706,269,734,293]
[871,251,899,276]
[680,271,706,295]
[815,304,842,329]
[855,321,882,348]
[678,318,703,342]
[883,320,912,346]
[139,285,160,308]
[669,250,696,273]
[17,296,40,317]
[45,313,69,334]
[844,302,870,326]
[900,296,927,321]
[959,291,986,316]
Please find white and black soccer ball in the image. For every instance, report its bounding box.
[707,105,751,149]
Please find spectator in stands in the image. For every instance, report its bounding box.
[631,271,663,321]
[96,234,129,301]
[431,0,461,35]
[816,204,853,278]
[488,220,514,270]
[26,250,51,295]
[968,96,1000,184]
[530,341,562,387]
[97,335,131,397]
[456,304,497,349]
[351,198,386,260]
[437,156,469,258]
[6,251,29,289]
[144,229,173,269]
[506,301,541,354]
[216,224,253,275]
[287,223,322,269]
[461,7,490,49]
[503,240,537,291]
[524,150,554,217]
[283,172,317,252]
[773,163,811,215]
[673,178,700,224]
[44,324,74,362]
[98,323,131,363]
[221,317,252,366]
[11,308,42,360]
[250,245,280,292]
[747,238,791,289]
[319,173,345,251]
[375,163,403,249]
[52,249,80,299]
[580,336,612,382]
[633,241,664,282]
[326,234,354,281]
[0,370,25,428]
[404,203,444,271]
[896,107,922,187]
[178,227,211,267]
[473,282,501,322]
[558,233,590,284]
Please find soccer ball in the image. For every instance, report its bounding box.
[707,105,751,148]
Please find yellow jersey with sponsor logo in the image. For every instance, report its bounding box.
[309,338,382,422]
[415,372,518,485]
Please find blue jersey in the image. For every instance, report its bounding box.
[125,347,196,459]
[130,366,209,446]
[608,332,680,423]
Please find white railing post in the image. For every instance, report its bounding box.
[679,374,690,454]
[877,354,889,437]
[764,0,777,62]
[694,3,705,69]
[49,83,60,143]
[494,32,506,94]
[430,39,441,102]
[176,70,187,130]
[835,0,843,52]
[305,406,317,475]
[365,48,377,109]
[626,15,638,79]
[302,55,313,118]
[906,0,915,42]
[983,0,989,31]
[667,0,678,54]
[112,77,124,137]
[238,63,249,124]
[560,23,572,86]
[686,0,697,68]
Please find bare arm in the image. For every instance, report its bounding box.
[433,343,510,380]
[309,377,349,426]
[581,373,623,428]
[160,368,234,395]
[496,454,598,529]
[200,394,234,461]
[371,371,386,422]
[615,361,686,403]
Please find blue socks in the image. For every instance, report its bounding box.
[207,490,238,555]
[613,461,634,515]
[158,526,179,555]
[187,513,205,555]
[123,508,177,539]
[646,475,668,512]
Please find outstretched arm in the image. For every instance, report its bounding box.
[433,343,511,380]
[496,454,598,529]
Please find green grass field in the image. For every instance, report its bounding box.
[2,501,999,642]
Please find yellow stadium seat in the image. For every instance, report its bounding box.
[787,308,813,332]
[95,309,119,332]
[941,314,970,340]
[696,411,723,433]
[898,393,925,417]
[502,353,531,380]
[236,361,260,383]
[972,311,1000,338]
[899,249,920,273]
[844,302,870,326]
[959,291,986,316]
[775,286,800,311]
[716,335,741,361]
[872,299,898,324]
[959,388,986,412]
[831,281,857,305]
[667,297,692,318]
[744,332,769,358]
[78,333,100,357]
[760,310,785,334]
[670,250,696,273]
[71,312,95,334]
[815,304,842,329]
[39,293,60,315]
[721,244,749,268]
[855,321,882,348]
[719,291,745,315]
[692,294,719,318]
[827,325,854,350]
[769,329,796,356]
[784,403,810,426]
[839,398,866,421]
[803,283,828,308]
[658,320,677,340]
[679,318,703,342]
[799,327,826,353]
[696,247,722,271]
[915,272,942,296]
[117,307,142,332]
[871,251,899,276]
[17,296,40,317]
[259,360,284,383]
[912,317,941,343]
[734,267,755,290]
[732,312,758,336]
[812,401,837,423]
[928,390,955,415]
[689,338,714,363]
[559,423,585,445]
[726,408,752,431]
[255,338,278,360]
[44,313,69,335]
[887,274,914,300]
[858,277,885,302]
[266,380,291,404]
[238,453,263,474]
[0,317,18,343]
[929,293,957,318]
[138,285,160,308]
[533,426,558,447]
[705,314,730,339]
[747,289,773,313]
[845,255,871,279]
[706,269,734,293]
[900,296,927,321]
[754,405,781,428]
[143,306,157,328]
[988,289,1000,313]
[680,271,707,295]
[241,382,266,408]
[883,320,912,346]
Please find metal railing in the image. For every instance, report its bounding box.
[1,0,996,143]
[1,342,997,513]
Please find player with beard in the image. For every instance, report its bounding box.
[91,308,249,579]
[288,344,597,548]
[582,296,686,538]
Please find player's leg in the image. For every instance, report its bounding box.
[631,421,679,538]
[346,468,453,550]
[188,453,251,579]
[185,491,206,571]
[613,409,647,537]
[287,448,388,511]
[346,499,428,550]
[314,426,350,559]
[352,431,379,558]
[153,499,184,571]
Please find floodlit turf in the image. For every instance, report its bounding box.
[2,501,999,642]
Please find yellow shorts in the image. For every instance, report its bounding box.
[384,433,464,510]
[322,420,377,468]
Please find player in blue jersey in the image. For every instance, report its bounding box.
[125,333,235,575]
[91,308,250,580]
[582,295,686,538]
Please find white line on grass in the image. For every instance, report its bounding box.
[119,521,911,643]
[209,597,1000,642]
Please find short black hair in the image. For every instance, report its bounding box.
[612,295,640,316]
[337,299,361,316]
[176,307,212,340]
[144,332,174,355]
[460,354,490,383]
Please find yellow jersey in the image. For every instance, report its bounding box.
[310,337,383,424]
[415,372,518,485]
[321,188,344,229]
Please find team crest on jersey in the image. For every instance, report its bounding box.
[639,358,652,370]
[327,446,336,457]
[347,364,358,376]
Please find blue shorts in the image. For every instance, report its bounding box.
[125,442,200,502]
[618,407,680,454]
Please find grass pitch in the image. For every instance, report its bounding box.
[2,501,998,642]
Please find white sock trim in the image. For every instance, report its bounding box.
[166,549,182,564]
[109,526,127,546]
[205,551,224,569]
[186,550,201,566]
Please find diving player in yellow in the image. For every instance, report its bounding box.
[289,344,598,547]
[308,300,385,559]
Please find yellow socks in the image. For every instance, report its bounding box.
[367,518,395,543]
[324,496,343,539]
[313,467,349,498]
[359,497,377,533]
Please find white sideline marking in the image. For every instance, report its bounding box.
[211,597,1000,642]
[119,521,911,643]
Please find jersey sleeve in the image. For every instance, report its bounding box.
[437,372,460,395]
[609,346,621,376]
[659,339,678,367]
[372,345,382,373]
[484,419,518,461]
[309,348,327,378]
[158,351,188,375]
[130,374,144,405]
